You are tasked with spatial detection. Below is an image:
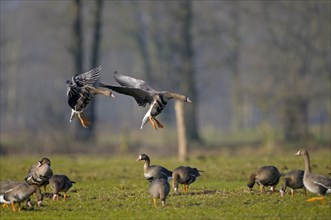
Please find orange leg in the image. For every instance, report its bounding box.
[11,202,16,212]
[82,112,91,126]
[290,189,294,198]
[149,116,158,131]
[2,203,9,208]
[153,198,157,208]
[78,114,88,128]
[64,193,67,200]
[154,118,164,128]
[307,196,325,205]
[184,184,189,192]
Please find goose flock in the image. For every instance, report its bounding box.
[0,158,75,211]
[1,67,330,211]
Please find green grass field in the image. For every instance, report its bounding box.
[0,148,330,219]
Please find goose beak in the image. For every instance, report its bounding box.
[36,162,42,168]
[187,97,192,103]
[294,150,301,156]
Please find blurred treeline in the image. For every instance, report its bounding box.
[0,0,330,155]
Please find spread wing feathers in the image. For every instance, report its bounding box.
[99,85,153,107]
[74,66,102,87]
[113,72,154,91]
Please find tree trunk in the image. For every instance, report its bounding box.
[71,0,87,140]
[283,98,309,141]
[175,101,188,162]
[178,0,201,142]
[83,0,104,141]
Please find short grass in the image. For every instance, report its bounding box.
[0,148,330,219]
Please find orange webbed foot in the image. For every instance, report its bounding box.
[149,116,158,131]
[154,118,164,128]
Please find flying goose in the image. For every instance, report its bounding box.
[66,66,114,128]
[100,71,192,130]
[49,174,76,200]
[279,169,306,197]
[247,165,281,192]
[137,154,172,181]
[295,149,331,205]
[172,166,203,193]
[0,182,42,211]
[25,158,53,191]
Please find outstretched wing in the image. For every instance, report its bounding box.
[73,66,102,87]
[99,84,153,107]
[113,71,154,92]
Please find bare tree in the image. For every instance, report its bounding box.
[84,0,104,140]
[262,2,330,141]
[70,0,85,139]
[174,0,200,142]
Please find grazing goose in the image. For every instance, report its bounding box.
[49,174,76,200]
[137,154,172,181]
[25,158,53,191]
[295,149,331,205]
[0,182,42,211]
[149,176,170,207]
[247,166,281,192]
[280,169,306,197]
[100,71,192,130]
[172,166,203,193]
[66,66,114,128]
[0,181,32,208]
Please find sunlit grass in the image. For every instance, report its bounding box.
[0,148,330,219]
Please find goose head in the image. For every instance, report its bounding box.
[136,154,150,162]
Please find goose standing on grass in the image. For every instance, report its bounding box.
[172,166,203,193]
[66,66,115,128]
[280,169,306,197]
[0,182,42,211]
[247,166,281,192]
[100,71,192,130]
[25,158,53,191]
[0,181,31,208]
[137,154,172,181]
[295,149,331,205]
[49,174,76,200]
[149,175,170,207]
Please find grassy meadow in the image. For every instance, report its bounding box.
[0,147,330,219]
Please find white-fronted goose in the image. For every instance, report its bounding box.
[66,66,114,128]
[149,177,170,207]
[137,154,172,181]
[49,174,76,200]
[100,71,192,130]
[295,149,331,205]
[280,169,306,197]
[172,166,203,193]
[0,181,32,208]
[0,182,42,211]
[247,166,281,192]
[25,158,53,190]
